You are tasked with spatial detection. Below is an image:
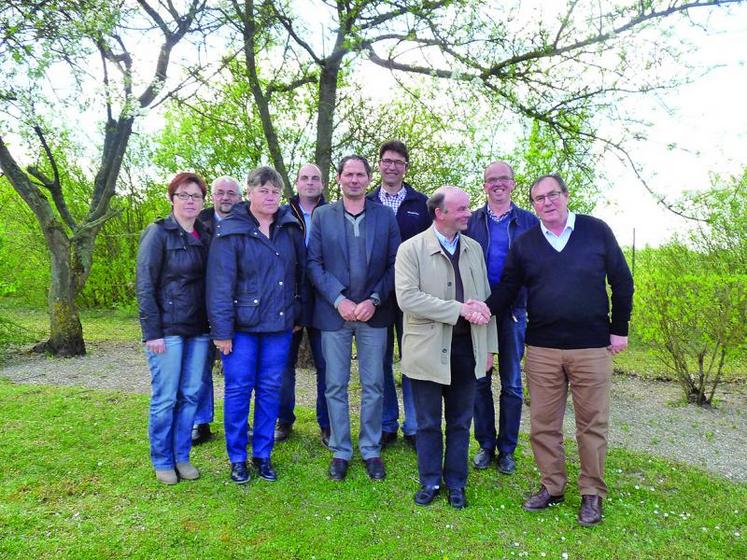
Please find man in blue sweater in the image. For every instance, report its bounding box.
[466,161,538,475]
[485,174,633,527]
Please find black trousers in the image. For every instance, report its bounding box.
[410,335,476,489]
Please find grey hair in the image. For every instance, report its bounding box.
[211,175,243,195]
[246,166,284,191]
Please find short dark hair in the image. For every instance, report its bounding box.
[247,166,284,191]
[168,172,207,201]
[529,174,568,201]
[426,191,446,220]
[379,140,408,162]
[337,155,371,177]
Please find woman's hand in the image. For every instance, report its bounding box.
[145,338,166,354]
[214,339,233,355]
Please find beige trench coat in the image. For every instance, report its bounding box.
[395,225,498,384]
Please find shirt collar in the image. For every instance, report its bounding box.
[540,211,575,238]
[433,228,460,254]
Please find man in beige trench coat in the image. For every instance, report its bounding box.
[395,186,497,509]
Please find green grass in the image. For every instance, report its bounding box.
[0,379,744,559]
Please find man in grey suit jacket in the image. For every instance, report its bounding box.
[307,155,401,482]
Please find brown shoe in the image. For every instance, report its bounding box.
[578,495,603,527]
[522,485,565,511]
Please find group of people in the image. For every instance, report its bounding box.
[136,140,633,527]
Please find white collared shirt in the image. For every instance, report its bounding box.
[540,211,575,252]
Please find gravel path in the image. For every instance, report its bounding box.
[2,340,746,482]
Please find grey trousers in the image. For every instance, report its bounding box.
[322,321,387,461]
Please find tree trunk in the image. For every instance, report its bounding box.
[315,58,343,196]
[34,232,86,356]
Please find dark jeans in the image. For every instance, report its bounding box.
[278,326,329,429]
[382,309,417,435]
[411,335,476,489]
[473,308,526,454]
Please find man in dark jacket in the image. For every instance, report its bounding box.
[466,161,538,475]
[275,163,330,447]
[366,140,431,449]
[192,176,243,444]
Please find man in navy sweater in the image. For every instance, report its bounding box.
[485,174,633,527]
[466,161,538,475]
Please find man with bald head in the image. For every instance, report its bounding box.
[275,163,330,446]
[395,186,496,509]
[192,175,243,444]
[466,161,538,474]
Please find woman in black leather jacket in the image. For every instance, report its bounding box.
[136,172,210,485]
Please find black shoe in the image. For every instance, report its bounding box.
[403,434,417,450]
[364,457,386,480]
[381,431,397,448]
[414,485,440,506]
[320,427,331,449]
[230,461,250,484]
[252,457,277,481]
[274,421,292,442]
[191,423,212,445]
[497,451,516,474]
[329,458,349,481]
[448,487,467,509]
[472,448,494,469]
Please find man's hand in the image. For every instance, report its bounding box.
[354,300,376,322]
[337,298,357,322]
[145,338,166,354]
[608,334,628,355]
[214,339,233,355]
[293,325,303,333]
[460,300,490,325]
[485,352,494,372]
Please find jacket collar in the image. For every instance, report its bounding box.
[366,181,416,202]
[215,202,299,236]
[424,224,469,256]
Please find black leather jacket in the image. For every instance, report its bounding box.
[136,214,209,341]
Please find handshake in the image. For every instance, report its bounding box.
[459,299,491,325]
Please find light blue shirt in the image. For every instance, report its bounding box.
[434,228,460,255]
[301,207,313,246]
[540,211,575,252]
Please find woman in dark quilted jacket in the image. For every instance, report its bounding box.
[136,172,210,485]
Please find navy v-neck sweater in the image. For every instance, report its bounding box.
[486,214,634,349]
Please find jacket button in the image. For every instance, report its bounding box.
[253,299,259,304]
[275,252,280,256]
[442,348,447,353]
[279,281,283,286]
[279,311,284,316]
[233,299,238,304]
[447,282,452,286]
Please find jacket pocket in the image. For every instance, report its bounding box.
[235,295,261,329]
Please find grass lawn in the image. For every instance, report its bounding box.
[0,380,744,560]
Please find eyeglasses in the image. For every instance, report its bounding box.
[380,158,407,168]
[531,191,563,204]
[214,190,239,199]
[174,192,204,201]
[485,176,514,186]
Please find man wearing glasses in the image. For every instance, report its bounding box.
[466,161,538,475]
[485,174,633,527]
[366,140,432,450]
[192,176,243,444]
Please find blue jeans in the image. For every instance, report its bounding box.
[222,330,293,462]
[322,321,386,461]
[278,326,329,429]
[411,335,476,489]
[146,334,210,469]
[382,310,417,436]
[193,350,216,425]
[473,308,526,454]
